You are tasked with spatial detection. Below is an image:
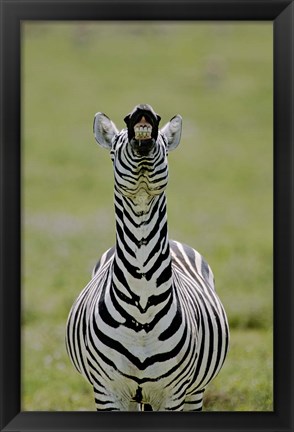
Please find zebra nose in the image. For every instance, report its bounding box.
[124,104,161,144]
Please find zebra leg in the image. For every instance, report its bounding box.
[93,385,144,411]
[93,385,121,411]
[183,389,205,411]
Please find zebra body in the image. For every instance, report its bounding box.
[66,104,229,411]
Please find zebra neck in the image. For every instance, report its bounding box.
[113,190,172,297]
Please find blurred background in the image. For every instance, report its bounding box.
[22,21,273,411]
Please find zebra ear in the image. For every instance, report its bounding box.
[93,112,119,149]
[160,115,182,151]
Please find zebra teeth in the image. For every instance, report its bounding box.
[134,124,152,140]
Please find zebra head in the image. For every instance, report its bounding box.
[93,104,182,198]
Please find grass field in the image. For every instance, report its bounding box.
[22,22,273,411]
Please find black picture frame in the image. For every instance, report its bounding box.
[0,0,293,431]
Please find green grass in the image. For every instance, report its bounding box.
[22,22,273,411]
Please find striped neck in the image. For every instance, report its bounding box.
[113,188,172,303]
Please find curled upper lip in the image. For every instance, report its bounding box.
[134,122,152,140]
[125,106,160,143]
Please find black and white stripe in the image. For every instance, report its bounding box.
[66,104,229,411]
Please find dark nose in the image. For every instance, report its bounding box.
[124,104,161,143]
[124,104,160,124]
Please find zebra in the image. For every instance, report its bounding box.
[66,103,229,411]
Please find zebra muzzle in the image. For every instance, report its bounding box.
[134,118,152,141]
[124,104,161,144]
